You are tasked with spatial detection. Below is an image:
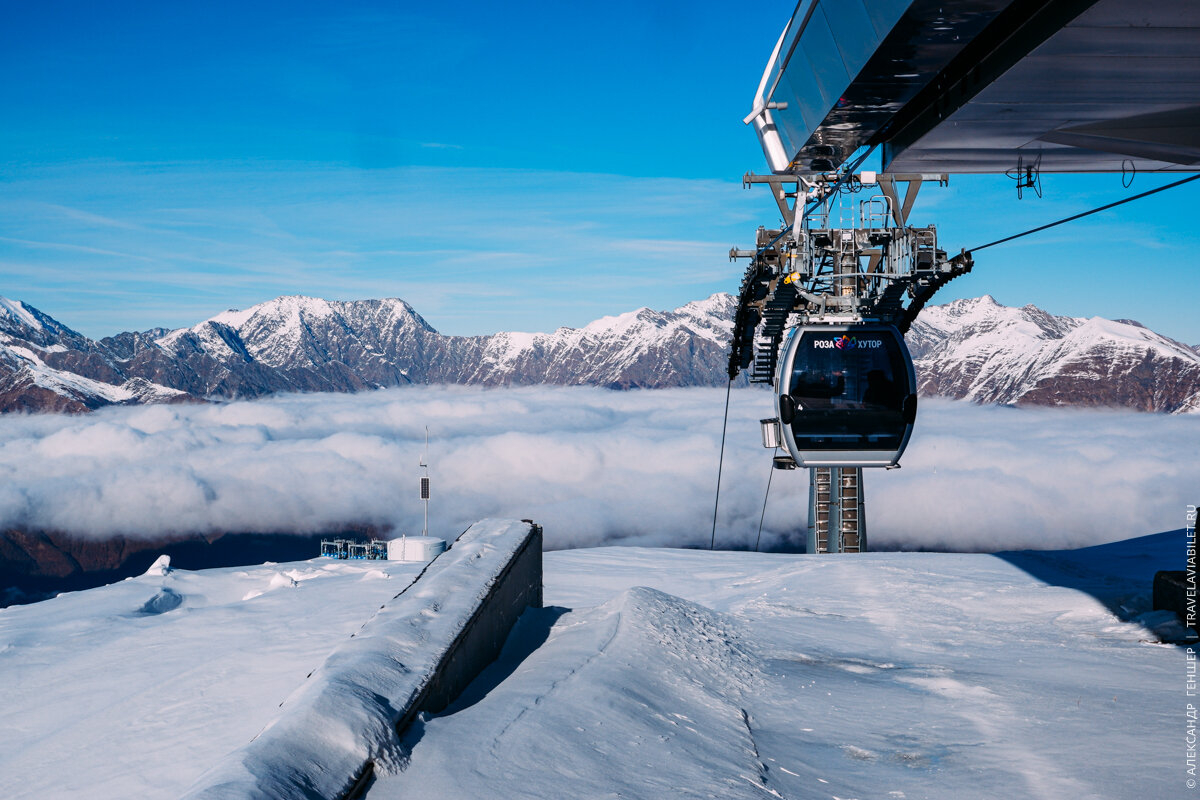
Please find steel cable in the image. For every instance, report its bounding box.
[968,173,1200,254]
[709,378,734,550]
[754,449,777,553]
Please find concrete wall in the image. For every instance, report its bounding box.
[180,518,542,800]
[416,522,541,717]
[1154,569,1195,627]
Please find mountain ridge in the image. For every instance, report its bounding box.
[2,293,1197,413]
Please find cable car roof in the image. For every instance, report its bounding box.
[750,0,1200,175]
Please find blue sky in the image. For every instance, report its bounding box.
[2,0,1197,343]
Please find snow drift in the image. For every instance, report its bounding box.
[181,518,539,800]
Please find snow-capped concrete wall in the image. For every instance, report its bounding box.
[180,518,542,800]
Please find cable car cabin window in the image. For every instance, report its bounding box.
[787,331,909,450]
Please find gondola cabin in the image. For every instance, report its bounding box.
[774,324,917,468]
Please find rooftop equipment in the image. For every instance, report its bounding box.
[319,538,389,560]
[387,536,447,562]
[320,536,446,562]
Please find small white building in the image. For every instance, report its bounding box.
[387,536,447,562]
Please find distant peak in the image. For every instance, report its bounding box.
[0,297,44,330]
[938,294,1002,310]
[191,296,437,338]
[679,293,736,313]
[1113,318,1146,329]
[264,295,334,313]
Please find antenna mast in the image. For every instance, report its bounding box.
[419,426,430,537]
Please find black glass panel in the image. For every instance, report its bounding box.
[787,328,911,451]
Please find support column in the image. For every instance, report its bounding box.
[807,467,867,553]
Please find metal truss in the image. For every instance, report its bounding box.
[728,172,974,383]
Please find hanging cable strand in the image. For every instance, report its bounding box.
[968,173,1200,254]
[709,378,734,551]
[754,448,777,553]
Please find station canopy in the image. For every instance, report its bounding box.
[750,0,1200,174]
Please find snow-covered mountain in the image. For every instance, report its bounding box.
[1,292,1197,413]
[0,298,188,412]
[155,293,735,389]
[908,295,1200,413]
[0,294,736,411]
[442,295,735,388]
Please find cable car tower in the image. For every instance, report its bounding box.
[730,0,1200,553]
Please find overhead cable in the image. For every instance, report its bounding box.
[754,450,777,553]
[968,173,1200,254]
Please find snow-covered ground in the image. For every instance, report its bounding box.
[368,533,1183,800]
[0,557,425,799]
[0,530,1185,800]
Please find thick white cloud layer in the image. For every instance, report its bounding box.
[0,387,1194,552]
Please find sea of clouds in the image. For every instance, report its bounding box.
[0,386,1194,552]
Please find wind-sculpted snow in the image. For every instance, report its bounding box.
[382,586,772,798]
[370,533,1182,800]
[0,386,1194,553]
[181,518,534,800]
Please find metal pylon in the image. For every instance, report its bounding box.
[806,467,866,553]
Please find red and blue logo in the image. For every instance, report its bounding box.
[813,335,884,350]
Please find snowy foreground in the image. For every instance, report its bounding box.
[0,532,1185,800]
[0,557,426,799]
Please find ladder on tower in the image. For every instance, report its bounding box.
[838,469,863,553]
[807,467,866,554]
[810,467,831,553]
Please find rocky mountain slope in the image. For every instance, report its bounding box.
[1,293,1197,413]
[907,295,1200,413]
